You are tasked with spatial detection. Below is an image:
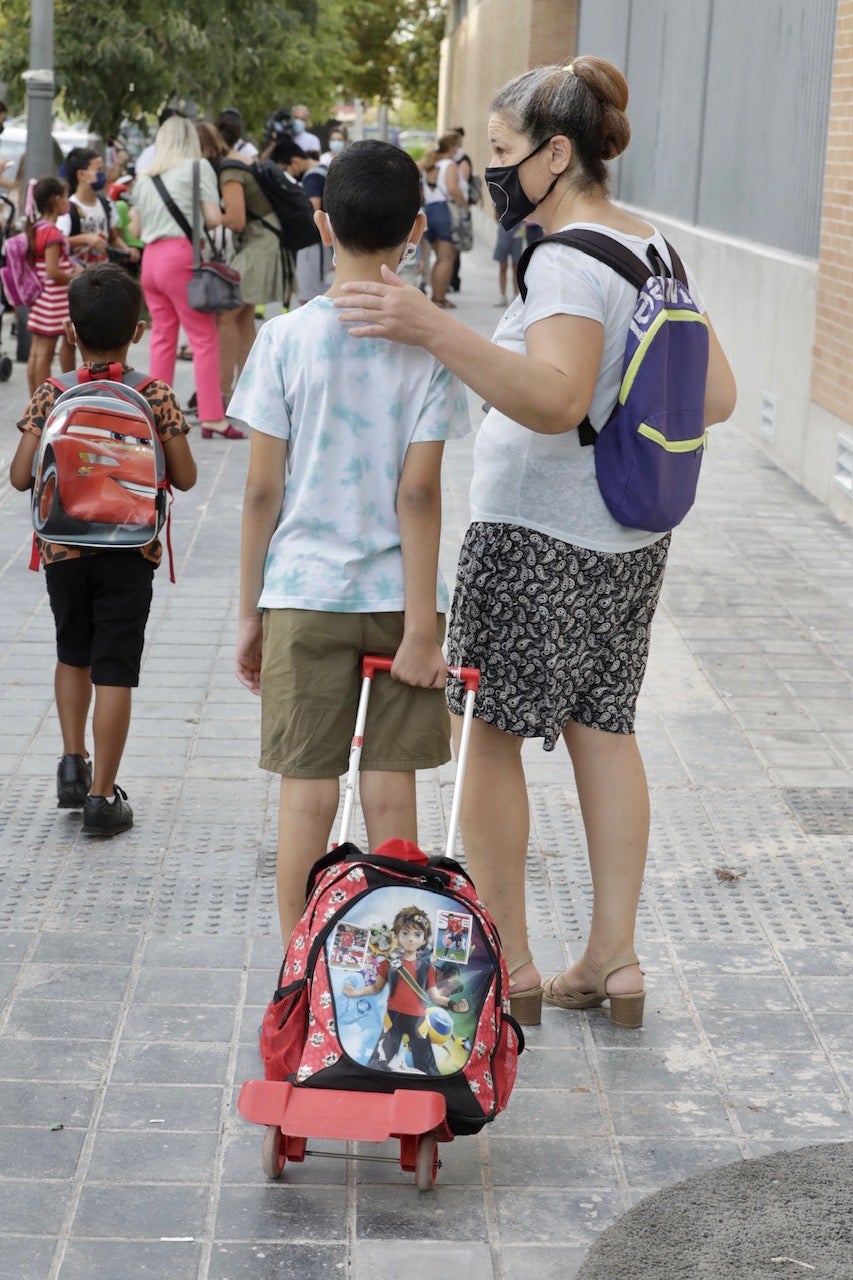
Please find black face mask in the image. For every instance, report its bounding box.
[484,137,560,231]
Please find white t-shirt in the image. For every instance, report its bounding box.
[470,222,706,553]
[57,194,117,264]
[228,297,471,612]
[421,158,455,205]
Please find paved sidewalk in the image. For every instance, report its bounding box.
[0,238,852,1280]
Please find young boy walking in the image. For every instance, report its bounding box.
[231,141,470,946]
[10,264,197,835]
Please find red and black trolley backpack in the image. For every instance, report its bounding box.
[260,837,524,1137]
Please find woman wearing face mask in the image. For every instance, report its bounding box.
[334,56,736,1029]
[320,127,348,168]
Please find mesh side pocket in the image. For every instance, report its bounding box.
[260,984,309,1082]
[490,1013,522,1117]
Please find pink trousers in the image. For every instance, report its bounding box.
[141,237,225,422]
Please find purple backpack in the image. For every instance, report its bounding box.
[517,230,710,533]
[0,230,44,308]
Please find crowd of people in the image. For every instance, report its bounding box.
[4,101,360,435]
[5,101,496,427]
[7,62,737,1030]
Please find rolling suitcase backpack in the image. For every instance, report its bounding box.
[239,658,525,1188]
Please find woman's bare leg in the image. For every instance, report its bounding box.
[556,720,647,996]
[451,714,538,992]
[430,239,456,306]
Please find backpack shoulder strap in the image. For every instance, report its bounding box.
[660,237,688,287]
[121,370,155,393]
[518,229,653,301]
[68,202,81,238]
[217,159,253,180]
[151,175,193,242]
[97,193,112,224]
[47,371,79,394]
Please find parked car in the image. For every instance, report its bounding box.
[0,117,102,185]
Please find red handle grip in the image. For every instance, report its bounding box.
[361,655,480,693]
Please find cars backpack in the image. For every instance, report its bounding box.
[517,229,710,533]
[31,363,171,562]
[0,230,43,308]
[260,837,524,1137]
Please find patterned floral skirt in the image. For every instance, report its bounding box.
[446,522,670,750]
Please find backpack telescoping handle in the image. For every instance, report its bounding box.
[338,656,480,856]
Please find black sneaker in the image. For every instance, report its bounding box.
[82,785,134,837]
[57,754,92,809]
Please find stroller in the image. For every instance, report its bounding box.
[0,193,20,381]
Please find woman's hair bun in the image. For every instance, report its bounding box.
[572,55,631,160]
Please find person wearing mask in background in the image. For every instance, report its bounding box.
[294,150,331,304]
[58,149,136,268]
[320,126,348,168]
[217,108,259,160]
[290,105,322,154]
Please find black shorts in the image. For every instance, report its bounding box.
[44,552,155,687]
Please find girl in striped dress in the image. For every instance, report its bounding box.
[25,177,82,393]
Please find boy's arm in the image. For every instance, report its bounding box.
[9,431,39,491]
[150,383,197,491]
[10,383,56,490]
[237,431,287,694]
[161,433,197,491]
[392,439,447,689]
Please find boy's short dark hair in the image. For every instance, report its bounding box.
[323,140,421,253]
[65,147,100,190]
[68,264,142,351]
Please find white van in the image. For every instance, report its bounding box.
[0,116,102,183]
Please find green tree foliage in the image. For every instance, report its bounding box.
[0,0,444,138]
[394,1,446,119]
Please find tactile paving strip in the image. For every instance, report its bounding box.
[783,787,853,835]
[149,875,255,934]
[44,875,158,931]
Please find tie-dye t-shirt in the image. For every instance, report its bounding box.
[228,297,470,612]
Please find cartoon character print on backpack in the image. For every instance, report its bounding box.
[32,367,168,549]
[260,848,522,1136]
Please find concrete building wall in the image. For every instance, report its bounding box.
[810,0,853,515]
[439,0,578,183]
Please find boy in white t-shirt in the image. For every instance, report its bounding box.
[230,141,470,946]
[58,148,135,268]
